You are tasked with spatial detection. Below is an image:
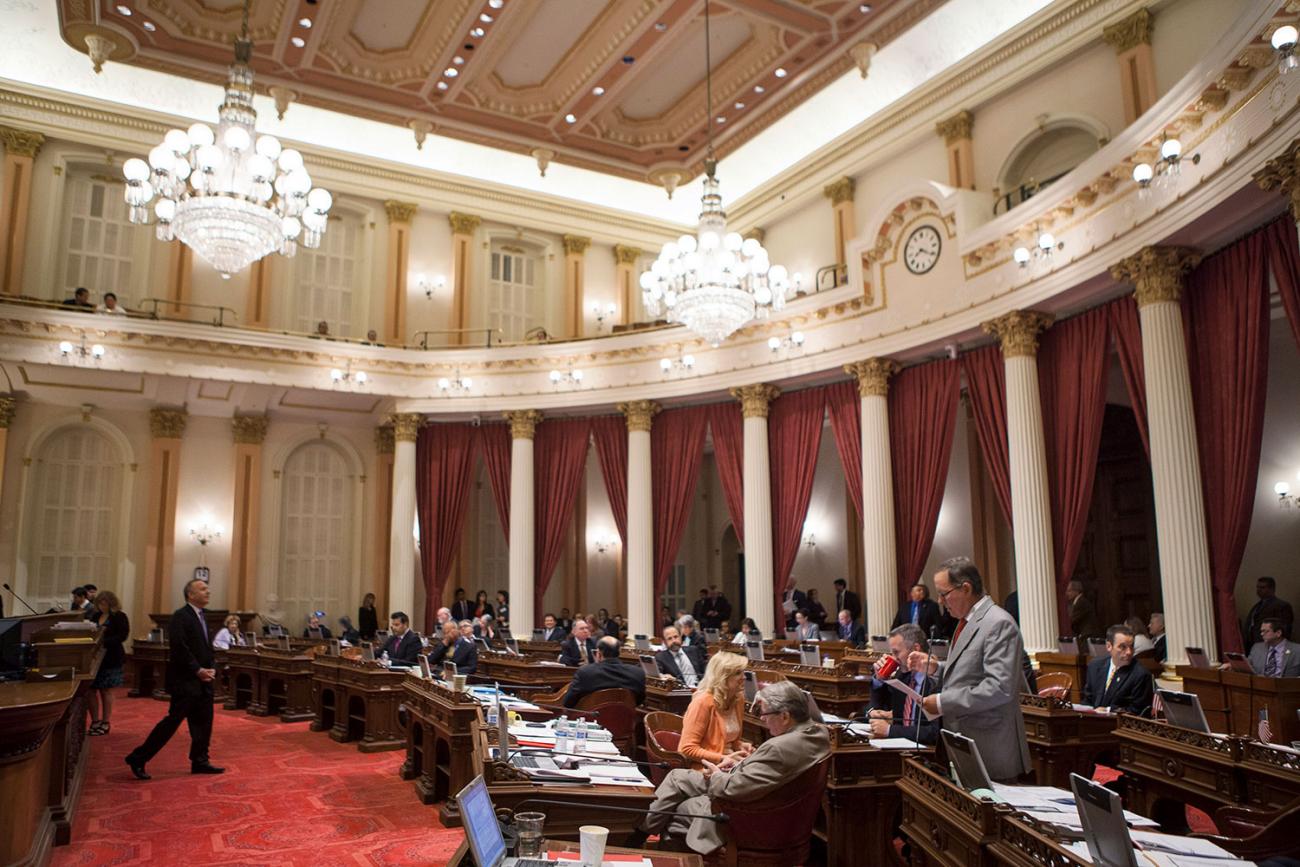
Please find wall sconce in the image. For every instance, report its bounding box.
[549,366,584,388]
[57,334,106,366]
[802,531,816,549]
[329,360,369,389]
[1131,136,1199,199]
[417,273,446,300]
[768,330,805,356]
[591,302,617,333]
[438,370,472,394]
[1273,24,1298,74]
[1013,232,1064,269]
[190,521,222,566]
[1274,471,1300,509]
[591,532,617,554]
[660,354,696,376]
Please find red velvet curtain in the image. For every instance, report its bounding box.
[1263,215,1300,352]
[889,359,959,595]
[769,387,826,631]
[480,423,513,539]
[652,406,710,598]
[826,380,863,520]
[1038,306,1112,631]
[961,345,1013,524]
[1186,230,1270,655]
[533,418,592,612]
[415,424,480,632]
[1109,296,1150,456]
[708,402,746,546]
[591,415,629,545]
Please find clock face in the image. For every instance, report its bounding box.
[904,225,942,275]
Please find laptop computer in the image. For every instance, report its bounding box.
[1070,772,1139,867]
[474,636,493,654]
[456,775,560,867]
[745,640,765,662]
[784,629,799,641]
[1185,647,1211,669]
[1221,651,1254,674]
[1057,636,1082,654]
[798,643,820,667]
[704,628,720,644]
[444,661,458,681]
[819,630,839,643]
[633,634,651,651]
[418,655,432,679]
[870,635,889,653]
[941,729,994,792]
[307,627,323,640]
[639,654,659,680]
[1156,689,1210,733]
[742,670,758,705]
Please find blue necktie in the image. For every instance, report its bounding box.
[196,608,207,640]
[911,602,919,624]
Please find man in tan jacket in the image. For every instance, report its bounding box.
[626,680,831,855]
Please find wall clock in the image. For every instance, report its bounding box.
[903,225,942,275]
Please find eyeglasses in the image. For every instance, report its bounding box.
[938,584,966,601]
[758,710,783,718]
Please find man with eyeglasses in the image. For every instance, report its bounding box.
[908,556,1031,784]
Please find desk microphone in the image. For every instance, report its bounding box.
[512,798,729,824]
[914,627,938,748]
[3,583,39,615]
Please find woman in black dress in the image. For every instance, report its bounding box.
[472,590,494,619]
[358,592,378,640]
[89,591,129,736]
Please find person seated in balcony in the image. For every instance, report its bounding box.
[302,612,332,639]
[99,292,127,315]
[62,287,94,309]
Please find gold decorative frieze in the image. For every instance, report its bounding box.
[730,383,781,418]
[618,400,659,432]
[1219,65,1255,92]
[822,177,855,206]
[1102,8,1153,54]
[935,110,973,145]
[0,126,45,159]
[1111,246,1202,307]
[982,310,1053,359]
[0,395,15,428]
[613,245,642,266]
[505,409,542,440]
[383,200,417,224]
[1254,139,1300,221]
[562,235,591,256]
[388,412,423,442]
[231,414,269,445]
[149,407,187,439]
[844,358,899,397]
[375,425,395,455]
[1198,86,1230,112]
[447,211,481,235]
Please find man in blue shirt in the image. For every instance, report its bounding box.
[891,583,941,637]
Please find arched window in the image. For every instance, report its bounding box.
[487,242,544,342]
[60,171,142,301]
[28,427,122,605]
[293,212,363,337]
[278,441,354,626]
[995,121,1105,214]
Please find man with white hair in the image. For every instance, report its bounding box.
[435,607,452,628]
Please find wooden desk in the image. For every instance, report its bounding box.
[841,646,884,675]
[744,659,873,718]
[1239,739,1300,810]
[148,608,256,637]
[1177,665,1300,746]
[1034,651,1089,703]
[223,646,316,722]
[1117,714,1243,818]
[1018,694,1118,787]
[401,676,486,815]
[986,813,1090,867]
[477,653,576,692]
[447,837,704,867]
[127,639,170,700]
[642,676,693,715]
[898,757,1011,867]
[310,655,407,751]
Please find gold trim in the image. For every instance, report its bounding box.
[935,110,973,145]
[613,244,642,266]
[231,414,270,445]
[562,235,592,256]
[448,211,482,235]
[618,400,659,432]
[731,384,781,419]
[1102,8,1154,54]
[1111,246,1202,306]
[389,412,423,442]
[0,395,15,428]
[505,409,542,439]
[982,310,1053,358]
[844,358,899,397]
[822,177,855,206]
[149,406,187,439]
[0,126,45,159]
[384,200,418,224]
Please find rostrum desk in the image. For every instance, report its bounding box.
[310,655,405,751]
[401,676,487,819]
[1018,693,1119,787]
[1177,665,1300,745]
[476,653,576,694]
[223,644,317,722]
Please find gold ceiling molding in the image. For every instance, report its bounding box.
[822,177,856,206]
[0,126,46,159]
[384,200,418,224]
[613,244,643,265]
[562,235,592,256]
[149,406,187,440]
[448,211,483,236]
[231,414,270,445]
[1101,8,1154,54]
[935,110,974,145]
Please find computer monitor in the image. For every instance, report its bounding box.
[1157,688,1210,734]
[1221,652,1254,674]
[819,630,839,643]
[941,729,994,791]
[243,631,257,647]
[457,776,509,867]
[704,628,720,644]
[307,627,323,640]
[504,637,521,656]
[418,655,432,680]
[633,635,651,651]
[1070,772,1139,867]
[798,643,820,667]
[745,640,764,662]
[531,628,545,641]
[375,629,390,644]
[929,639,950,661]
[742,670,758,705]
[279,635,292,651]
[639,654,659,680]
[870,635,889,653]
[361,642,375,662]
[784,629,799,641]
[1185,647,1211,669]
[328,639,340,656]
[1058,636,1082,654]
[0,617,23,672]
[443,661,458,681]
[474,636,492,654]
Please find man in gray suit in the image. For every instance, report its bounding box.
[1247,618,1300,677]
[624,680,830,855]
[912,557,1031,783]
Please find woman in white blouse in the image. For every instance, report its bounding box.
[212,614,245,649]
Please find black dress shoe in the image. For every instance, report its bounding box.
[191,762,225,774]
[125,756,151,780]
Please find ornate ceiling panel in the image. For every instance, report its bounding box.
[56,0,947,183]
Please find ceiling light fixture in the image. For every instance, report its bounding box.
[549,367,584,388]
[489,0,505,7]
[592,86,605,96]
[565,113,577,124]
[639,0,791,346]
[1273,24,1299,74]
[471,27,485,37]
[116,5,132,16]
[299,17,312,27]
[774,67,787,78]
[438,370,473,394]
[1013,231,1064,268]
[480,13,493,23]
[436,81,449,91]
[121,0,332,277]
[291,36,305,47]
[753,85,765,93]
[57,333,106,365]
[1131,135,1197,198]
[444,67,458,77]
[142,20,155,31]
[330,360,368,389]
[660,354,696,375]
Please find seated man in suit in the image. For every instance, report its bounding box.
[866,624,940,745]
[1083,624,1154,716]
[655,625,706,687]
[1148,612,1167,664]
[1248,617,1300,677]
[892,583,941,636]
[676,615,704,647]
[540,612,567,642]
[834,609,867,648]
[559,618,598,666]
[378,611,422,665]
[302,612,333,639]
[562,636,646,707]
[625,679,831,855]
[426,620,478,674]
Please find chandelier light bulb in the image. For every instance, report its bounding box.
[1014,246,1031,266]
[222,126,251,152]
[1132,162,1154,185]
[682,354,695,367]
[1160,138,1182,161]
[572,369,584,381]
[660,358,672,371]
[187,123,215,148]
[791,331,805,345]
[355,371,368,384]
[164,129,190,153]
[768,336,781,350]
[91,344,105,358]
[550,370,561,382]
[1277,480,1292,496]
[1037,232,1056,251]
[59,340,73,355]
[155,198,176,221]
[439,377,451,389]
[330,368,343,381]
[1272,24,1298,51]
[123,158,150,182]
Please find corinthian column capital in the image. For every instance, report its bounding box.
[982,310,1053,358]
[1255,140,1300,222]
[844,358,900,397]
[388,413,423,442]
[1111,246,1202,307]
[730,384,781,418]
[231,414,269,445]
[149,407,187,439]
[505,409,543,439]
[619,400,659,432]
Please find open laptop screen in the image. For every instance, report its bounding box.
[457,776,507,867]
[1070,772,1138,867]
[941,729,993,791]
[639,654,659,680]
[1157,689,1210,733]
[745,640,764,662]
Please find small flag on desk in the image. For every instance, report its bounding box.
[1258,708,1272,744]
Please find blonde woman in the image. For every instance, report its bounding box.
[678,651,753,769]
[212,614,244,649]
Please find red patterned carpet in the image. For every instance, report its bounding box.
[52,693,464,866]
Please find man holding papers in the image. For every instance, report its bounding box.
[867,624,940,745]
[910,557,1031,783]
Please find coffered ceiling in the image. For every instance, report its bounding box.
[56,0,946,184]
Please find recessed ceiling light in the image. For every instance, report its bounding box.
[142,20,155,31]
[753,85,765,93]
[471,27,485,37]
[444,67,458,77]
[592,86,605,96]
[565,113,577,123]
[291,36,305,48]
[480,13,493,23]
[774,67,787,78]
[299,17,312,27]
[436,81,449,91]
[859,3,873,11]
[734,101,745,109]
[453,56,465,65]
[654,22,667,31]
[716,116,726,124]
[488,0,504,7]
[116,4,132,15]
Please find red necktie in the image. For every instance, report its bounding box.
[952,618,966,647]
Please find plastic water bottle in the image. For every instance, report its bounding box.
[486,693,499,727]
[555,717,570,754]
[380,650,390,666]
[574,719,589,755]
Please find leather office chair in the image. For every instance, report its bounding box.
[643,711,687,785]
[1036,671,1072,699]
[570,688,639,758]
[1193,797,1300,860]
[705,757,829,867]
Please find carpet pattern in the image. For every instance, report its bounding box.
[52,692,464,866]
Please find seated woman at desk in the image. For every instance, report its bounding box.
[212,615,245,649]
[793,609,820,641]
[731,617,762,645]
[679,652,753,770]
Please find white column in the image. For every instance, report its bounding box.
[845,359,899,637]
[387,413,421,620]
[620,400,658,638]
[984,311,1057,654]
[506,410,541,630]
[1112,247,1216,666]
[731,384,780,633]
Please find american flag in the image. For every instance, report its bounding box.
[1258,709,1272,744]
[1151,691,1163,719]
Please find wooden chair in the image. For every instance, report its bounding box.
[705,757,829,867]
[563,688,639,757]
[1036,671,1072,699]
[1191,797,1300,860]
[643,711,687,785]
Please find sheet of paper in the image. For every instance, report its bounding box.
[1130,830,1246,859]
[1143,856,1259,867]
[868,738,924,749]
[884,677,940,720]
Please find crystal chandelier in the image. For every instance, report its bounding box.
[122,1,332,277]
[639,0,790,346]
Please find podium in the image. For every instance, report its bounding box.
[1177,665,1300,744]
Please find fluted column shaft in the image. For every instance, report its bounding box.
[506,411,541,629]
[985,311,1056,654]
[621,401,658,637]
[1113,247,1215,666]
[732,385,779,632]
[388,414,421,620]
[846,359,898,636]
[0,127,43,295]
[229,415,269,612]
[141,407,186,629]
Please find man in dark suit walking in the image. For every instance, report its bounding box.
[892,583,941,636]
[125,578,222,779]
[1083,624,1154,716]
[563,636,646,707]
[833,579,862,625]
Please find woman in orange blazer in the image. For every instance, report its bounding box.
[678,651,753,769]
